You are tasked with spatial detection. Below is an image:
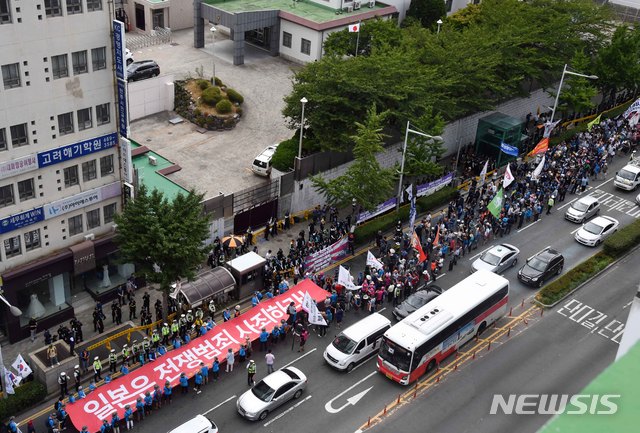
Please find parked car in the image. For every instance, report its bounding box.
[168,415,218,433]
[392,286,442,321]
[574,215,619,246]
[471,244,520,274]
[127,60,160,81]
[125,48,134,65]
[517,247,564,287]
[564,195,600,223]
[251,144,279,176]
[236,366,307,421]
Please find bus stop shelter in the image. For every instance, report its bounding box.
[173,266,236,308]
[227,251,266,300]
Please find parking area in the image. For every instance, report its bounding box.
[127,28,299,196]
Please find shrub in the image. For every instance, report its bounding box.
[196,79,210,90]
[214,77,223,87]
[201,86,222,106]
[216,99,233,114]
[226,88,244,104]
[193,108,201,117]
[271,138,298,171]
[236,106,244,117]
[0,380,47,421]
[416,186,458,214]
[603,219,640,258]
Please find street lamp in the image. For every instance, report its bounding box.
[436,19,443,34]
[210,26,217,84]
[397,121,443,210]
[0,288,22,399]
[549,63,598,124]
[298,97,308,159]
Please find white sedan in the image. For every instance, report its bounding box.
[574,215,619,247]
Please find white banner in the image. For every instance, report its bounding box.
[301,291,327,326]
[479,160,488,186]
[367,250,384,270]
[503,163,515,188]
[0,154,38,181]
[44,182,121,220]
[623,98,640,119]
[532,155,545,180]
[338,266,358,291]
[11,354,32,379]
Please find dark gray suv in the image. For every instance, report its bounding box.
[127,60,160,81]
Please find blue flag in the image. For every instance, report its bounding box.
[500,141,519,157]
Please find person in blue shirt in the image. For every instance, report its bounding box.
[179,372,189,394]
[256,291,263,301]
[47,414,57,432]
[138,352,145,366]
[104,374,112,384]
[194,371,203,394]
[200,362,209,385]
[100,419,110,433]
[206,318,215,330]
[238,344,246,363]
[251,293,259,307]
[143,391,153,415]
[120,364,129,375]
[148,349,156,362]
[212,357,220,381]
[271,326,280,344]
[68,394,76,404]
[111,411,121,433]
[172,337,181,349]
[279,320,288,342]
[259,328,269,352]
[124,404,134,430]
[162,380,173,405]
[135,397,145,421]
[330,291,338,306]
[266,290,274,299]
[152,384,162,409]
[222,308,231,322]
[7,416,18,433]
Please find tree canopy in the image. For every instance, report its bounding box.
[405,0,446,29]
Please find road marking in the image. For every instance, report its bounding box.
[348,353,379,374]
[469,246,492,261]
[435,273,446,280]
[263,394,312,427]
[324,370,377,414]
[202,395,236,415]
[517,220,540,233]
[378,308,387,313]
[326,386,373,414]
[556,299,624,344]
[282,347,317,369]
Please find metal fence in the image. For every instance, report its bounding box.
[126,27,172,50]
[233,179,280,214]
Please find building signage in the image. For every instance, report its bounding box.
[113,20,126,81]
[44,182,121,220]
[37,133,118,168]
[120,137,133,183]
[0,154,38,181]
[0,207,45,234]
[117,79,129,138]
[70,240,96,276]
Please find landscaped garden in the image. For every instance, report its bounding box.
[174,77,245,130]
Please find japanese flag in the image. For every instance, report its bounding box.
[349,23,360,33]
[503,163,515,189]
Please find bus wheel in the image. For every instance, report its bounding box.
[426,359,437,374]
[477,322,487,337]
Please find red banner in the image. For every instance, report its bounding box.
[66,280,328,432]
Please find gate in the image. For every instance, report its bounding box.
[233,179,280,233]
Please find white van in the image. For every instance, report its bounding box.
[167,415,218,433]
[323,313,391,372]
[251,144,279,176]
[614,158,640,191]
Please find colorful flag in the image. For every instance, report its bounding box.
[623,98,640,119]
[407,184,416,232]
[500,142,519,157]
[543,120,561,138]
[11,354,32,379]
[412,232,427,263]
[301,291,327,326]
[532,155,545,180]
[503,163,515,189]
[4,368,15,394]
[433,225,440,247]
[528,137,549,156]
[338,266,357,291]
[479,160,488,186]
[366,251,384,270]
[487,188,504,219]
[348,22,360,33]
[587,114,602,131]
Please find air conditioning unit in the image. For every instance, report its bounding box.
[148,155,157,166]
[345,5,353,12]
[111,224,118,232]
[369,0,375,7]
[354,1,361,9]
[84,233,95,241]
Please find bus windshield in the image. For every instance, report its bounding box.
[379,338,412,372]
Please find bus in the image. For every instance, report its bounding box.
[377,269,509,385]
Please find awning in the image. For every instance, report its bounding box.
[227,251,266,273]
[177,267,236,307]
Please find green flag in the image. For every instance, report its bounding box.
[587,113,601,131]
[488,188,504,219]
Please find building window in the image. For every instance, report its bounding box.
[283,32,292,49]
[24,229,41,251]
[45,0,62,17]
[0,184,14,208]
[0,128,6,151]
[445,0,453,12]
[63,165,79,187]
[68,214,83,236]
[10,123,28,147]
[152,9,164,28]
[66,0,82,15]
[86,0,102,12]
[100,154,114,176]
[91,47,106,71]
[72,50,88,75]
[77,107,92,130]
[301,38,311,56]
[96,103,110,125]
[58,112,74,135]
[4,235,21,258]
[17,178,35,201]
[82,159,97,182]
[87,208,100,229]
[103,202,117,223]
[52,54,69,79]
[0,0,11,24]
[2,63,20,89]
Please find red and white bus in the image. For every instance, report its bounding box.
[377,269,509,385]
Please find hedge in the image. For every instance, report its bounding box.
[201,86,222,106]
[196,79,210,90]
[603,218,640,258]
[271,138,298,172]
[226,88,244,104]
[0,381,47,422]
[215,99,233,114]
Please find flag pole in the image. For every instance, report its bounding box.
[355,20,361,57]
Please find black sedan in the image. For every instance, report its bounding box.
[393,286,442,321]
[517,247,564,288]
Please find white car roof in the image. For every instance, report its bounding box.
[255,145,278,161]
[263,366,305,389]
[486,244,518,258]
[575,195,599,205]
[590,215,618,227]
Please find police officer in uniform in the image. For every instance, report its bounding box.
[93,356,103,381]
[208,300,216,320]
[186,310,194,326]
[179,314,187,337]
[142,337,151,358]
[131,340,139,362]
[122,344,130,366]
[73,365,81,391]
[171,320,179,339]
[109,349,117,373]
[161,322,170,345]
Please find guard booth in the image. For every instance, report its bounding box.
[227,252,266,300]
[173,267,236,309]
[475,112,526,166]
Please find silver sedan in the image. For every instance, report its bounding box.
[472,243,520,274]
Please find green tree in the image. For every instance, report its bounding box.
[556,50,598,117]
[402,109,446,179]
[114,185,210,316]
[311,105,396,210]
[323,18,403,57]
[594,25,640,104]
[406,0,446,29]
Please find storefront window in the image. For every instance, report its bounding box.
[18,272,71,326]
[75,251,135,297]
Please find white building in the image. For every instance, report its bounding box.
[0,0,128,342]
